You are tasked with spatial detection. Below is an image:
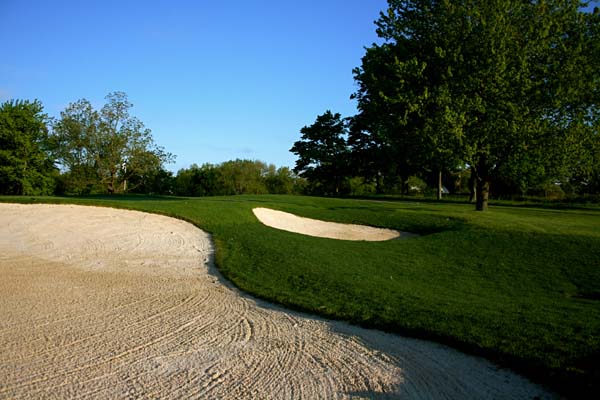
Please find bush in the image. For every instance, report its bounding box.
[348,177,377,196]
[528,183,566,200]
[407,175,427,195]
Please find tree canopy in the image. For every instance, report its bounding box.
[173,160,302,197]
[0,100,56,195]
[51,92,174,194]
[290,111,349,195]
[351,0,599,209]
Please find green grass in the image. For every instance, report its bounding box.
[2,194,599,398]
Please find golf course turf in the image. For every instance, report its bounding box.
[2,194,599,398]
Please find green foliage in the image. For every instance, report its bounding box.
[346,115,400,194]
[174,160,302,196]
[127,167,174,195]
[406,175,427,195]
[352,0,599,209]
[290,111,349,195]
[264,165,297,194]
[50,92,174,194]
[219,159,268,195]
[174,163,217,196]
[347,176,377,196]
[0,99,56,195]
[567,119,600,194]
[527,182,567,200]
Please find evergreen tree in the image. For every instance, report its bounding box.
[290,111,349,195]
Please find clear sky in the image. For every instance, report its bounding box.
[0,0,388,172]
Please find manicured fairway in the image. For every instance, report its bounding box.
[3,194,599,398]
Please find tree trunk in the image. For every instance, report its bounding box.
[475,178,490,211]
[437,169,443,200]
[474,155,491,211]
[375,173,383,194]
[108,170,116,195]
[468,166,477,203]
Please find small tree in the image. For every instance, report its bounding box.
[290,111,349,195]
[0,100,56,195]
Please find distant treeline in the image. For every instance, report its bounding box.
[0,94,307,197]
[2,91,598,201]
[170,160,305,196]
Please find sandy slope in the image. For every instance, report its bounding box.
[0,204,555,399]
[252,207,416,241]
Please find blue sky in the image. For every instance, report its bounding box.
[0,0,388,172]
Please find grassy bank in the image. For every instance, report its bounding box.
[2,194,599,397]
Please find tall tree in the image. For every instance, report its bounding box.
[347,114,395,194]
[355,0,599,210]
[0,100,56,195]
[50,99,101,194]
[351,44,428,195]
[353,38,466,198]
[290,111,349,195]
[51,92,174,194]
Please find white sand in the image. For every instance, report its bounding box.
[0,204,555,399]
[252,207,417,241]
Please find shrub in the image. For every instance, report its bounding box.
[407,175,427,195]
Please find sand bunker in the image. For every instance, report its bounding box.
[0,204,554,399]
[252,207,416,241]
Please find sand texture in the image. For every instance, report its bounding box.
[0,204,554,399]
[252,207,416,241]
